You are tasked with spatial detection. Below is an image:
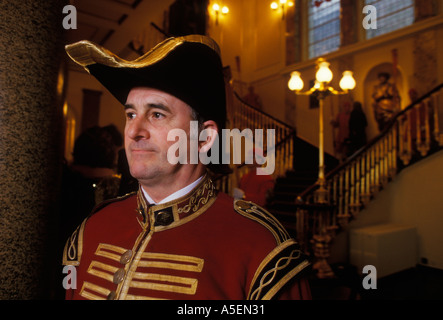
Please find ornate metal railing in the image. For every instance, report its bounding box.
[231,91,295,175]
[294,83,443,278]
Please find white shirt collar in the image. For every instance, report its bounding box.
[142,175,205,205]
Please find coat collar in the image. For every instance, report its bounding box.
[135,175,218,231]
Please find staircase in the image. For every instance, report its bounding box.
[214,75,443,279]
[212,75,296,194]
[267,137,339,238]
[293,83,443,278]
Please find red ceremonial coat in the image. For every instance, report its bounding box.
[62,175,311,300]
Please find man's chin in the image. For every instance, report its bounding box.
[130,166,164,183]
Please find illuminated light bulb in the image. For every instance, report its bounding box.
[213,3,220,11]
[339,71,356,91]
[221,6,229,14]
[270,2,278,10]
[63,102,68,117]
[288,71,304,91]
[280,0,287,4]
[288,1,294,6]
[316,59,333,83]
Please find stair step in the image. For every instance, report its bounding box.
[285,170,319,178]
[283,178,317,185]
[273,185,308,195]
[270,209,296,220]
[271,191,299,202]
[276,177,317,185]
[268,200,298,212]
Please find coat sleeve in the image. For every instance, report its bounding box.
[247,239,311,300]
[233,200,311,300]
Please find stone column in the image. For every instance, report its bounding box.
[0,0,67,299]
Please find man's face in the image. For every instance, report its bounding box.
[124,87,194,186]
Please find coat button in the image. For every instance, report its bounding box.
[155,210,173,226]
[120,250,133,264]
[113,268,125,284]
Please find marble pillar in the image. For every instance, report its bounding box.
[0,0,67,299]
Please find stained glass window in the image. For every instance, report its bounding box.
[308,0,341,59]
[364,0,415,39]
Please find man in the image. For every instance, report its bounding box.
[330,101,351,161]
[62,35,311,300]
[243,86,263,110]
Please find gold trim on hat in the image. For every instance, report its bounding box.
[65,35,221,71]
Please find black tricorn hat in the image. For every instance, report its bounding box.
[65,35,226,131]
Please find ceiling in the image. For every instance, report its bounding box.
[66,0,174,70]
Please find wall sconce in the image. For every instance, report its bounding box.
[270,0,294,20]
[213,3,229,25]
[288,58,356,203]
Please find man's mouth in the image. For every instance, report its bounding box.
[130,148,156,153]
[128,142,158,153]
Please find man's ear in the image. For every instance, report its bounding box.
[198,120,218,153]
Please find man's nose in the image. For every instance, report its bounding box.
[126,117,150,141]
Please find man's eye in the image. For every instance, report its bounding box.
[152,112,164,119]
[126,112,136,120]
